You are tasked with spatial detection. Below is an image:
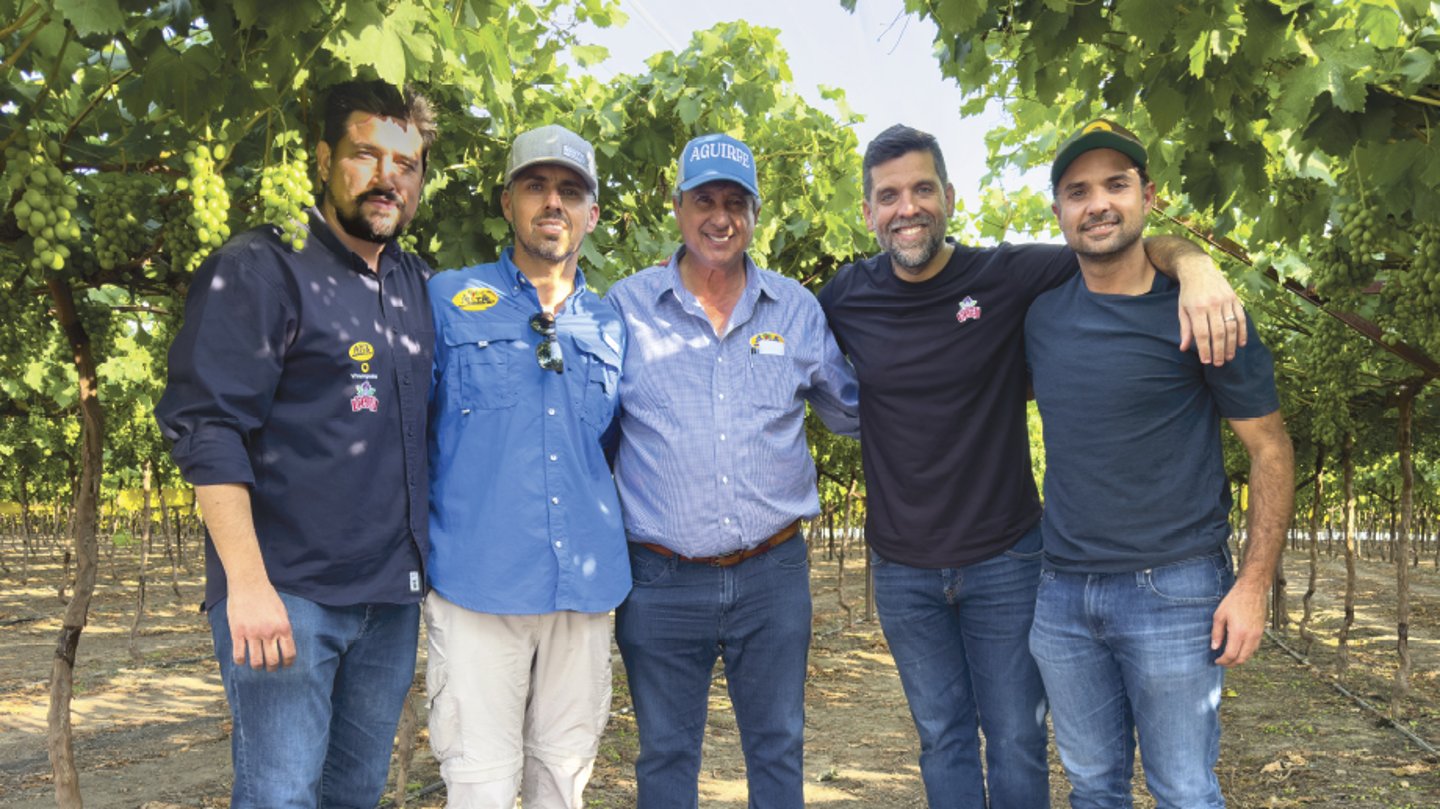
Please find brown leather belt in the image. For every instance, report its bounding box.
[640,519,801,567]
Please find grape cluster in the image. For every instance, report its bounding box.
[1410,225,1440,306]
[1299,316,1362,446]
[5,135,81,275]
[167,143,232,273]
[1334,198,1385,256]
[256,152,312,251]
[90,174,155,270]
[1310,241,1373,298]
[1378,224,1440,358]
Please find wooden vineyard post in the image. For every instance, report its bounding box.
[1337,436,1358,677]
[46,277,105,808]
[1391,387,1415,717]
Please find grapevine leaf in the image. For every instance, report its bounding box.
[1114,0,1180,47]
[1397,47,1437,89]
[1143,81,1186,137]
[230,0,327,33]
[329,8,409,87]
[53,0,124,37]
[677,95,701,126]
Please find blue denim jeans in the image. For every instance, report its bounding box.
[209,592,420,808]
[615,534,813,809]
[870,522,1049,809]
[1029,550,1234,809]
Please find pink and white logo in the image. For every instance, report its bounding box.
[351,381,379,413]
[956,296,982,323]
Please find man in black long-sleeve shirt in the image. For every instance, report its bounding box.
[155,80,436,808]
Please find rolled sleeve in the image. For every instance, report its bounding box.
[155,249,295,487]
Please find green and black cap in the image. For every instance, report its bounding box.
[1050,120,1147,188]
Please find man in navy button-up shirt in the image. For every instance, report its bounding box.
[155,81,436,808]
[424,125,628,808]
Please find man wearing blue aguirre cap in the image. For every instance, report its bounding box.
[606,133,860,808]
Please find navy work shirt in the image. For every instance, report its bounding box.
[155,208,433,610]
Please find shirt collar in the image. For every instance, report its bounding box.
[501,246,590,307]
[306,206,404,277]
[659,245,773,304]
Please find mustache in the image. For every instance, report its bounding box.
[360,189,400,204]
[889,214,934,231]
[1082,213,1120,229]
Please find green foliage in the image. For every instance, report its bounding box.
[1,2,876,513]
[898,0,1440,493]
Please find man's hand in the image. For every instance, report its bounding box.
[195,483,296,670]
[1176,266,1247,367]
[1144,235,1247,365]
[1210,579,1266,667]
[226,581,296,670]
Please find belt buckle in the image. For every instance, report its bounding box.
[709,548,743,567]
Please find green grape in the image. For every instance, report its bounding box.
[167,141,233,273]
[254,148,313,252]
[89,174,157,270]
[1334,198,1387,258]
[5,134,82,276]
[1310,241,1373,298]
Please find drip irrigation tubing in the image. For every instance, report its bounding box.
[1264,629,1438,758]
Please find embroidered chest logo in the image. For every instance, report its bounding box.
[452,286,499,312]
[956,296,982,324]
[749,331,786,356]
[351,381,380,413]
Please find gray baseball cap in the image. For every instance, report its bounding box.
[506,124,599,196]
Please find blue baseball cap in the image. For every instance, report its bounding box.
[676,133,760,199]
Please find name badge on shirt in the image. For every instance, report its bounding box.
[409,571,422,593]
[750,331,786,356]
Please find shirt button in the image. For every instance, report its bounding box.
[723,517,731,525]
[717,356,724,363]
[549,454,558,462]
[718,393,725,400]
[548,408,556,416]
[722,476,729,484]
[719,433,726,441]
[554,541,563,548]
[551,496,560,505]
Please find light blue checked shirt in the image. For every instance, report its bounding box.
[606,248,860,557]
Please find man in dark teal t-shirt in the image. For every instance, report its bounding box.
[1025,120,1295,808]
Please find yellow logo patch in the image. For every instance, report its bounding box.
[348,342,375,362]
[1083,121,1114,134]
[452,287,499,312]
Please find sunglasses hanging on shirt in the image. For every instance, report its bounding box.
[529,312,564,374]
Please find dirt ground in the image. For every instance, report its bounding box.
[1,538,1437,808]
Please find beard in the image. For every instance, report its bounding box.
[516,215,582,264]
[325,183,411,244]
[878,214,946,270]
[1071,213,1144,262]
